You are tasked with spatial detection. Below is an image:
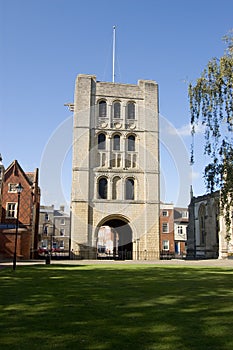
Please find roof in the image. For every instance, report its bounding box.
[190,191,220,206]
[54,209,70,218]
[25,172,36,185]
[174,207,189,223]
[4,160,38,186]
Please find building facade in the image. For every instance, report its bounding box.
[0,160,40,260]
[187,191,233,259]
[160,203,188,259]
[174,207,188,257]
[38,205,54,253]
[160,203,174,258]
[38,205,70,256]
[187,192,219,259]
[71,74,160,259]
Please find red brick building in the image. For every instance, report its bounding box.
[160,203,188,259]
[160,203,175,258]
[0,160,40,260]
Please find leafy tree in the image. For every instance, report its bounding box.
[189,31,233,237]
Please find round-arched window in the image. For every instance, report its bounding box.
[125,178,134,200]
[99,100,107,118]
[113,101,121,118]
[113,134,120,151]
[127,102,135,119]
[127,135,135,151]
[98,177,108,199]
[98,133,106,150]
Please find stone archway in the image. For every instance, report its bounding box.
[97,218,133,260]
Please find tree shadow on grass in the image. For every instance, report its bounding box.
[1,265,233,349]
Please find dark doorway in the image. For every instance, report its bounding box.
[97,219,132,260]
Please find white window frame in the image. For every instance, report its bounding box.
[41,240,48,248]
[182,211,188,218]
[8,183,17,193]
[178,226,183,234]
[6,202,17,218]
[162,240,169,251]
[162,211,168,217]
[162,222,169,233]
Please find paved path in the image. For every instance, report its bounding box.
[1,258,233,268]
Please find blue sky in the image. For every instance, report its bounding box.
[1,0,232,210]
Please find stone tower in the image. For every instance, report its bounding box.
[71,74,160,260]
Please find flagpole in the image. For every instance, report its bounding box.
[112,25,116,83]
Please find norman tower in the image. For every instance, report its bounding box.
[71,74,160,259]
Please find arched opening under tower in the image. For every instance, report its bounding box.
[97,219,132,260]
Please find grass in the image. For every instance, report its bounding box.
[1,264,233,350]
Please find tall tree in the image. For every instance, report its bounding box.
[189,31,233,237]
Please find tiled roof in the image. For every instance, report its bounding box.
[54,210,70,217]
[26,172,35,185]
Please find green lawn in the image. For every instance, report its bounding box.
[1,264,233,350]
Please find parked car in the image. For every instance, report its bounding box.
[38,247,48,255]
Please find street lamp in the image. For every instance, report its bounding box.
[13,183,23,271]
